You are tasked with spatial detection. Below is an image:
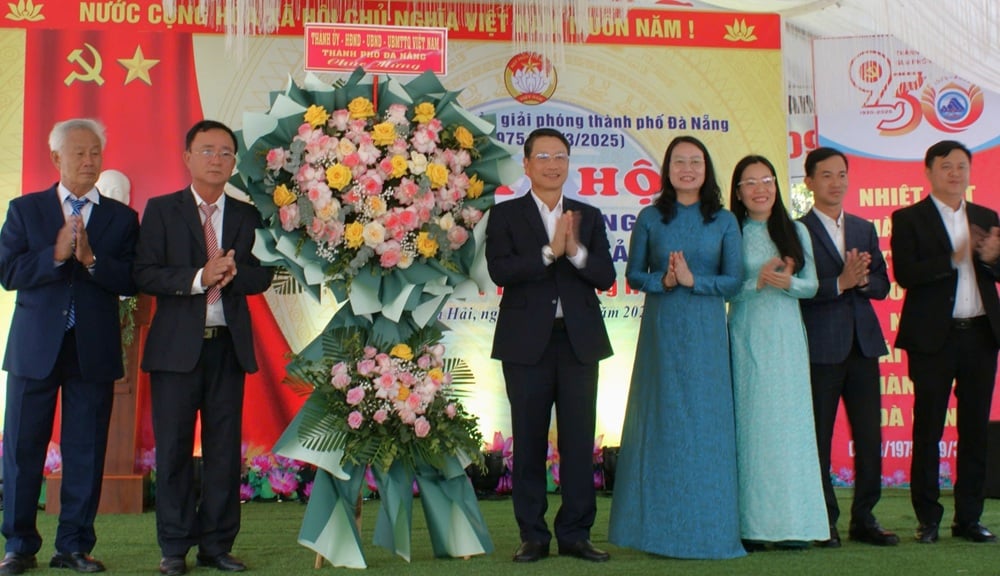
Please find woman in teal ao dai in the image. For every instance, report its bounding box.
[727,155,828,547]
[608,136,745,559]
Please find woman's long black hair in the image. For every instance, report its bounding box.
[653,135,723,225]
[729,155,805,273]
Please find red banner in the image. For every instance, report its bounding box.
[305,23,448,75]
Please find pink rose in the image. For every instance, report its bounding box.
[416,355,431,370]
[265,148,286,171]
[329,109,351,131]
[413,417,431,438]
[364,346,377,359]
[279,204,300,232]
[373,409,388,424]
[447,226,469,249]
[331,372,351,390]
[346,386,365,405]
[347,411,364,429]
[461,206,483,226]
[379,244,402,268]
[357,359,376,376]
[445,403,457,419]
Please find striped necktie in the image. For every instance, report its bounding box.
[65,196,89,331]
[200,203,222,304]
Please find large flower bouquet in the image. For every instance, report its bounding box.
[240,68,517,325]
[235,68,515,567]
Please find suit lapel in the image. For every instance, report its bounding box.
[85,198,113,241]
[917,197,954,253]
[803,210,844,266]
[519,193,550,246]
[40,187,65,239]
[178,188,208,259]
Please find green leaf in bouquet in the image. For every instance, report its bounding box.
[298,392,349,454]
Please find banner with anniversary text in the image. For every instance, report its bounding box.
[814,35,1000,485]
[0,1,785,461]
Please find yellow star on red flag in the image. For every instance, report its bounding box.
[117,45,160,86]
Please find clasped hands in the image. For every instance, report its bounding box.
[838,249,871,291]
[756,256,796,291]
[661,252,694,290]
[54,215,95,267]
[548,210,581,259]
[202,249,238,290]
[967,224,1000,266]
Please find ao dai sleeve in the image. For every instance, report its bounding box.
[625,209,668,294]
[692,211,743,298]
[786,221,819,299]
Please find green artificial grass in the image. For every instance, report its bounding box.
[21,488,1000,574]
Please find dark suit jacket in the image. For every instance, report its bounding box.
[134,189,273,374]
[0,185,139,381]
[799,209,889,363]
[486,193,615,365]
[891,196,1000,354]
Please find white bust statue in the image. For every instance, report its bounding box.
[96,169,131,205]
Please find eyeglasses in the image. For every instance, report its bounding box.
[195,149,236,161]
[738,176,776,188]
[531,152,569,164]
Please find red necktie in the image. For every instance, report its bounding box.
[200,203,222,304]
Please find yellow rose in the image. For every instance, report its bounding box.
[425,163,449,189]
[348,97,375,119]
[390,154,408,178]
[304,104,329,128]
[272,184,296,207]
[416,231,439,258]
[454,125,474,149]
[467,174,484,199]
[427,368,444,383]
[344,221,364,248]
[413,102,436,124]
[372,122,397,146]
[390,343,413,361]
[397,386,411,401]
[326,164,352,191]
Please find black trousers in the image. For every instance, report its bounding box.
[810,342,882,528]
[151,333,245,557]
[502,326,599,545]
[908,318,998,527]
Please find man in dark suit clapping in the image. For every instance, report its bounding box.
[0,118,139,574]
[134,120,273,576]
[486,128,615,564]
[892,140,1000,545]
[799,147,898,549]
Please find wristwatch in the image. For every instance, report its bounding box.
[542,244,556,264]
[86,254,97,271]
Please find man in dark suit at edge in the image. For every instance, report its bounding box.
[891,140,1000,544]
[134,120,273,575]
[486,127,616,563]
[0,118,139,574]
[799,147,898,548]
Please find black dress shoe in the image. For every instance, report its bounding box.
[49,552,105,573]
[849,522,900,546]
[512,541,549,562]
[196,553,246,572]
[951,522,998,543]
[0,553,37,575]
[158,556,187,576]
[816,525,841,548]
[741,539,767,553]
[558,540,610,562]
[915,523,939,544]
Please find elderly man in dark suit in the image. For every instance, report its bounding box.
[134,120,273,576]
[891,140,1000,545]
[799,147,898,549]
[0,118,139,574]
[486,128,616,564]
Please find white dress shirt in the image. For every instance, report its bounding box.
[930,195,985,318]
[530,191,588,319]
[190,188,227,327]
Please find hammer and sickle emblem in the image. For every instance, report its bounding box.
[64,43,104,86]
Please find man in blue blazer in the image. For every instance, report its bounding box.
[486,128,615,563]
[0,118,139,574]
[134,120,273,576]
[799,147,897,549]
[892,140,1000,544]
